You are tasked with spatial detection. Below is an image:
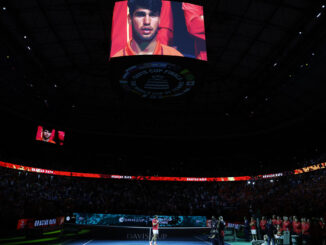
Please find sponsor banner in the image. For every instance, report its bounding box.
[225,222,242,230]
[17,217,64,230]
[1,161,325,182]
[254,173,283,180]
[74,213,206,227]
[206,220,241,230]
[294,162,326,174]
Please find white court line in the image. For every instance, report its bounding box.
[194,235,211,245]
[82,239,94,245]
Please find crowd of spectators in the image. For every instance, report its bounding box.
[0,165,325,232]
[244,215,326,244]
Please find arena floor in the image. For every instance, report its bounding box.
[0,226,252,245]
[58,241,244,245]
[54,240,251,245]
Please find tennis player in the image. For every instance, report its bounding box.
[150,215,159,245]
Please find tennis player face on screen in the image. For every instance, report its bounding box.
[130,7,160,43]
[112,0,183,57]
[128,0,161,55]
[43,129,52,140]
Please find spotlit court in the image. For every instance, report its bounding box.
[0,225,252,245]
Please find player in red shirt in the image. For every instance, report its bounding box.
[292,217,301,235]
[302,218,311,242]
[282,216,291,232]
[150,215,159,245]
[260,216,267,239]
[276,216,283,227]
[250,217,257,241]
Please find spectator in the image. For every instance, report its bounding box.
[250,217,257,241]
[260,216,267,239]
[302,218,311,243]
[282,216,291,232]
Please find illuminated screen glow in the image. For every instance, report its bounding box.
[36,126,65,145]
[1,161,325,182]
[110,0,207,60]
[74,213,207,227]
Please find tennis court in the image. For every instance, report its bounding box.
[63,239,242,245]
[0,225,252,245]
[65,240,218,244]
[56,225,249,245]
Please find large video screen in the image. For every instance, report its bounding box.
[35,126,65,145]
[110,0,207,60]
[74,213,207,227]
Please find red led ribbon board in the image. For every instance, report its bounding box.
[1,161,325,182]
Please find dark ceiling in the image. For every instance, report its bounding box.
[0,0,326,167]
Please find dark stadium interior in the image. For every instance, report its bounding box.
[1,0,326,244]
[1,0,326,176]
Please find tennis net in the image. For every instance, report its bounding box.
[79,225,211,242]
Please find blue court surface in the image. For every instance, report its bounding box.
[63,241,233,245]
[0,225,250,245]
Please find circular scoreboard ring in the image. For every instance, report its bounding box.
[119,62,196,99]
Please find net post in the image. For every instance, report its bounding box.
[149,227,151,242]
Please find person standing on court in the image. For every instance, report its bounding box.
[209,217,220,245]
[218,216,225,245]
[250,217,258,241]
[150,215,159,245]
[244,216,251,241]
[260,216,267,239]
[266,218,277,245]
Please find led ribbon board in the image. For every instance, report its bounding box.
[1,161,325,182]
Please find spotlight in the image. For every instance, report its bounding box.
[2,6,6,11]
[23,35,27,39]
[26,46,31,50]
[316,12,322,18]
